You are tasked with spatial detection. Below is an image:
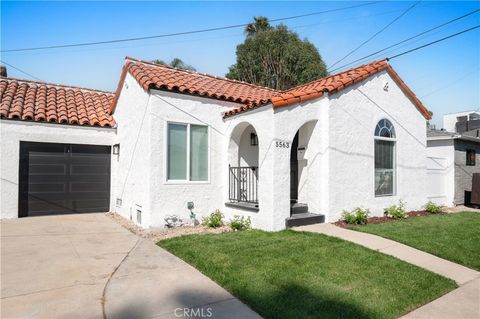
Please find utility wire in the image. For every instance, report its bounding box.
[0,60,43,81]
[387,24,480,60]
[2,5,409,58]
[329,8,480,73]
[1,1,384,53]
[328,1,421,70]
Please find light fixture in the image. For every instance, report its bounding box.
[113,144,120,155]
[250,133,258,146]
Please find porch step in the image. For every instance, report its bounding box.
[225,201,259,212]
[291,203,308,215]
[286,212,325,228]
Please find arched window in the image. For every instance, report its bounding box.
[375,119,396,138]
[374,119,396,196]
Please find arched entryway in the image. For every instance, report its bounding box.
[287,120,325,225]
[227,122,259,209]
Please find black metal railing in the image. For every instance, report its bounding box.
[229,166,258,204]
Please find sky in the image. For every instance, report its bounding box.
[1,1,479,127]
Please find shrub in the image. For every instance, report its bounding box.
[424,201,443,214]
[229,215,252,231]
[385,200,406,219]
[341,207,370,225]
[201,209,224,228]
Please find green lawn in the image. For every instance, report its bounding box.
[159,230,455,319]
[351,212,480,271]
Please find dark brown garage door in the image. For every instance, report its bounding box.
[19,142,111,217]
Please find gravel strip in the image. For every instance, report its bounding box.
[106,212,232,242]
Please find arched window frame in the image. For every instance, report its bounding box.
[374,119,396,197]
[374,118,396,139]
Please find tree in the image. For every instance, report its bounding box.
[226,17,327,90]
[152,58,196,71]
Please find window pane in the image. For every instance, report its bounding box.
[467,149,476,166]
[375,140,395,196]
[375,140,394,169]
[374,119,395,138]
[190,125,208,181]
[168,124,187,180]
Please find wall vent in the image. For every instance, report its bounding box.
[136,209,142,224]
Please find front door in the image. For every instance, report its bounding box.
[290,132,299,203]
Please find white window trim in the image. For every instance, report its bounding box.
[374,132,397,198]
[164,121,211,185]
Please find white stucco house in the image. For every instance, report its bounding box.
[0,57,432,230]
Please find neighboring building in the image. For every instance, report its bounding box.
[427,113,480,206]
[1,58,432,230]
[443,110,480,133]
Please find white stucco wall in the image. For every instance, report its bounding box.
[0,120,117,219]
[327,70,428,220]
[109,73,152,227]
[426,138,455,206]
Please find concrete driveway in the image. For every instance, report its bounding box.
[1,213,261,319]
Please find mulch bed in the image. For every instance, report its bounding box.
[334,210,437,228]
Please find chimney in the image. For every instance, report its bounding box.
[0,65,6,77]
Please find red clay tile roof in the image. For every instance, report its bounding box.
[0,77,115,127]
[224,59,431,119]
[270,60,389,108]
[109,57,279,114]
[110,57,431,120]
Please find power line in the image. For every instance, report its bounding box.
[387,24,480,60]
[0,60,42,81]
[328,8,480,73]
[1,1,384,53]
[328,1,421,70]
[2,5,411,58]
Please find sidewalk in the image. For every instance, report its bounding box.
[294,223,480,319]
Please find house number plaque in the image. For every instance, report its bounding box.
[275,140,290,148]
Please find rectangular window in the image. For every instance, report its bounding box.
[167,124,187,180]
[375,140,395,196]
[466,149,476,166]
[190,125,208,181]
[167,123,208,181]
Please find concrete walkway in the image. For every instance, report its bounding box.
[1,213,261,319]
[294,223,480,319]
